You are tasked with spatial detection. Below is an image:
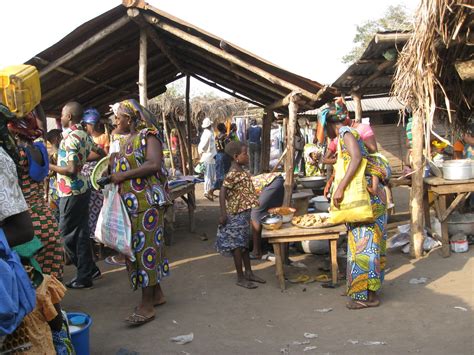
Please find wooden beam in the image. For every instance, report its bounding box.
[34,56,121,93]
[139,28,148,107]
[260,109,273,172]
[143,13,325,103]
[409,112,425,259]
[40,16,130,77]
[41,50,126,101]
[190,74,267,108]
[74,53,166,102]
[174,44,288,97]
[185,75,193,173]
[184,62,279,104]
[374,32,411,44]
[351,92,363,123]
[283,92,300,206]
[455,59,474,81]
[353,60,395,92]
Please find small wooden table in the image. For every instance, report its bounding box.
[262,223,347,290]
[424,177,474,257]
[164,182,196,245]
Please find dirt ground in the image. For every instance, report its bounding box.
[62,186,474,354]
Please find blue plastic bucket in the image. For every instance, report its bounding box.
[67,312,92,355]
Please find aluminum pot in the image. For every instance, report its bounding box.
[298,176,326,189]
[442,160,473,180]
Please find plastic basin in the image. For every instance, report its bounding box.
[67,312,92,355]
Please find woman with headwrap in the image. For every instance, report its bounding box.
[321,98,388,310]
[7,108,64,280]
[81,108,110,241]
[1,104,72,354]
[108,99,170,326]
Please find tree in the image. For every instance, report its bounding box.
[342,5,413,64]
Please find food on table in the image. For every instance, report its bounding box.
[292,213,331,228]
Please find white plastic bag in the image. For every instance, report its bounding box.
[95,185,134,261]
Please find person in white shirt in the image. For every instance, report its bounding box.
[198,117,217,201]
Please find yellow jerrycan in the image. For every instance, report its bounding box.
[0,65,41,117]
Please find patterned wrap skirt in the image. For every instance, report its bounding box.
[81,161,104,239]
[215,210,251,256]
[127,206,170,290]
[346,178,388,301]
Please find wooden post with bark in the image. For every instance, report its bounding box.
[185,75,193,173]
[283,93,300,206]
[410,112,425,258]
[139,28,148,107]
[162,112,175,175]
[261,110,273,172]
[352,92,362,123]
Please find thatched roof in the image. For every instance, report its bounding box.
[392,0,473,130]
[148,95,254,128]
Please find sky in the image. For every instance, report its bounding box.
[2,0,418,98]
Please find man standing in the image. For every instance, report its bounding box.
[50,102,104,289]
[198,117,217,201]
[247,119,262,175]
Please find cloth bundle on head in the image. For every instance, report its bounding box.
[319,97,350,128]
[112,99,158,129]
[83,108,101,125]
[0,104,20,164]
[7,109,43,141]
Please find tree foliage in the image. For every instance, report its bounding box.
[342,5,413,64]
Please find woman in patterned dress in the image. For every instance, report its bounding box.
[8,109,64,280]
[322,98,387,310]
[109,99,169,326]
[216,141,265,289]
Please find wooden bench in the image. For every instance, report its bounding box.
[164,182,196,245]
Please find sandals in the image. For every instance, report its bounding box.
[105,255,126,266]
[346,299,380,310]
[204,193,214,201]
[125,312,155,326]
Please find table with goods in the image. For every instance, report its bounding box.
[261,206,346,290]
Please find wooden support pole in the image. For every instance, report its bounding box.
[261,109,273,172]
[410,112,425,259]
[283,93,300,206]
[40,16,130,77]
[143,13,325,103]
[351,92,363,123]
[185,75,193,173]
[139,28,148,107]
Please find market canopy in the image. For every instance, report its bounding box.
[26,0,336,117]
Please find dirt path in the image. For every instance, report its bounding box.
[62,186,473,354]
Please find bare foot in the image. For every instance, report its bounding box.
[245,272,266,284]
[236,278,258,289]
[153,294,166,307]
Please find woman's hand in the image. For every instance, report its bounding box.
[332,186,345,209]
[110,172,126,185]
[219,214,228,226]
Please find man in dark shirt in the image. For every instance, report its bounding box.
[246,119,262,175]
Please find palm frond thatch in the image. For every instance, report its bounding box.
[392,0,473,134]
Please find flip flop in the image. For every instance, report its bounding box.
[105,255,126,266]
[315,274,331,282]
[346,300,369,310]
[288,275,311,284]
[236,280,258,289]
[125,312,155,326]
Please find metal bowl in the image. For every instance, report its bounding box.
[298,176,326,189]
[442,160,473,180]
[261,213,283,230]
[268,207,296,223]
[310,196,331,212]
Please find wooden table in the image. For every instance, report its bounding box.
[424,177,474,257]
[262,223,347,290]
[164,182,196,245]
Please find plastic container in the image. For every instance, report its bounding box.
[0,65,41,117]
[67,312,92,355]
[450,240,469,253]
